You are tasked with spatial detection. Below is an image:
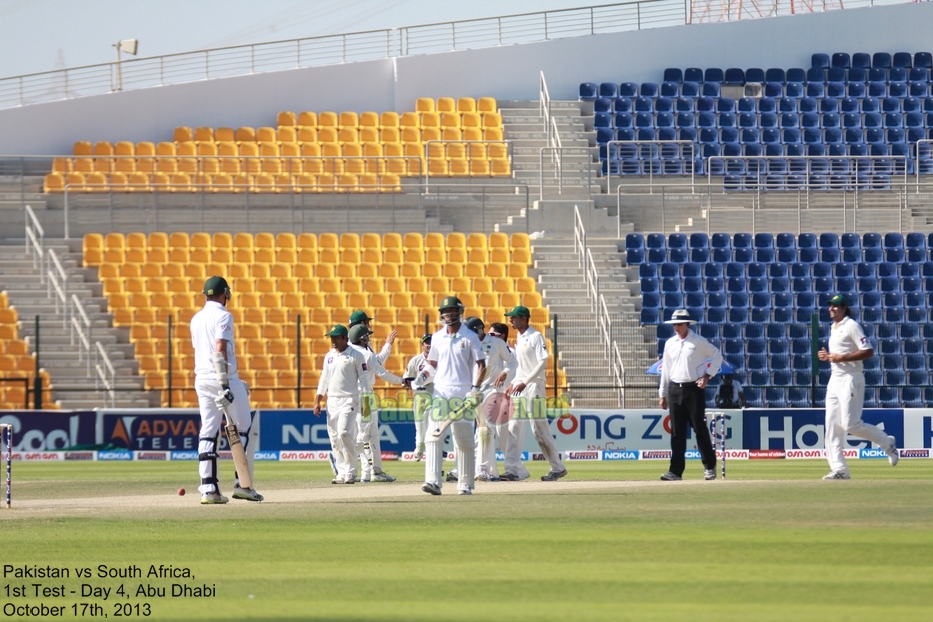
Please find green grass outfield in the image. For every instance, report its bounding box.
[2,460,932,621]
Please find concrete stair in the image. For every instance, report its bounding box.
[0,238,153,409]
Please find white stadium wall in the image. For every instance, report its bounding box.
[0,2,931,155]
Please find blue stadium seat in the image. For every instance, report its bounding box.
[599,82,619,99]
[579,83,598,100]
[664,68,684,84]
[681,81,700,98]
[619,82,639,98]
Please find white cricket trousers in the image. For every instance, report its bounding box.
[195,375,252,494]
[357,410,384,478]
[825,372,890,475]
[475,389,507,477]
[412,390,432,453]
[424,387,475,493]
[503,383,565,476]
[326,396,360,480]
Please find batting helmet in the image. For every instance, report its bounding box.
[348,324,373,344]
[438,295,465,326]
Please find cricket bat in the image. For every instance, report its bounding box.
[224,420,252,489]
[430,396,483,439]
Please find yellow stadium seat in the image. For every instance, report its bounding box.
[212,127,233,142]
[383,248,404,264]
[470,159,491,176]
[421,127,441,142]
[443,263,463,278]
[377,264,398,279]
[400,111,420,129]
[174,127,193,142]
[319,111,338,128]
[477,292,498,308]
[513,248,532,264]
[457,97,476,113]
[478,97,497,113]
[415,98,435,113]
[421,262,441,278]
[297,111,317,127]
[380,111,399,128]
[391,293,412,308]
[427,159,448,177]
[436,97,456,113]
[484,128,504,141]
[358,264,377,278]
[277,111,296,127]
[464,263,483,278]
[44,173,64,193]
[339,111,358,128]
[74,141,93,156]
[461,112,481,130]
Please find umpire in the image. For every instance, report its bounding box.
[658,309,723,481]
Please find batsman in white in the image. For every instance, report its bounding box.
[403,334,435,461]
[503,305,567,482]
[446,317,515,482]
[314,324,372,484]
[190,276,263,504]
[349,324,409,482]
[818,294,899,479]
[421,296,486,496]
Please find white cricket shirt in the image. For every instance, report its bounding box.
[316,346,372,398]
[480,335,516,392]
[351,343,404,387]
[191,300,238,379]
[513,325,548,385]
[405,353,434,392]
[829,315,872,376]
[658,329,723,398]
[427,324,485,390]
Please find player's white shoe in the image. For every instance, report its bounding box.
[704,469,716,481]
[445,470,459,482]
[422,482,441,495]
[458,489,473,496]
[233,486,264,502]
[200,491,229,504]
[476,469,500,482]
[372,471,396,482]
[886,436,899,467]
[822,471,851,480]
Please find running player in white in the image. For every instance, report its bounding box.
[818,294,899,479]
[314,324,372,484]
[403,334,434,461]
[447,317,515,482]
[422,296,486,496]
[504,305,567,481]
[191,276,263,504]
[349,324,409,482]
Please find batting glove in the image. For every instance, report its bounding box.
[470,387,483,404]
[214,385,234,409]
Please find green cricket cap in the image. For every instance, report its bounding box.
[828,294,849,307]
[327,324,349,337]
[504,305,531,318]
[349,310,372,324]
[420,334,432,344]
[203,276,230,296]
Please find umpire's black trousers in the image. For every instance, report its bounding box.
[668,382,716,476]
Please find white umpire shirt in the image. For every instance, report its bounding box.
[317,347,372,398]
[481,336,516,392]
[513,325,548,386]
[658,328,723,399]
[828,316,872,376]
[191,300,238,380]
[428,324,485,390]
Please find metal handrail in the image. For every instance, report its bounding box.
[46,270,68,328]
[94,363,115,408]
[573,204,586,269]
[25,221,44,279]
[0,0,697,109]
[538,146,592,200]
[70,316,92,376]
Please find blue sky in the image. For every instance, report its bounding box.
[0,0,595,78]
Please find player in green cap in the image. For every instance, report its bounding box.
[817,294,899,479]
[314,324,372,484]
[349,324,409,482]
[503,304,567,481]
[349,309,396,367]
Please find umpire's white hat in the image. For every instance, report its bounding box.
[665,309,697,324]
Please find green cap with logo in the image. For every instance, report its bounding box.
[349,310,372,325]
[420,334,432,344]
[504,305,531,318]
[327,324,349,337]
[828,294,849,307]
[203,275,230,296]
[348,324,373,344]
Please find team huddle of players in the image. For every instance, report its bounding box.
[313,296,568,495]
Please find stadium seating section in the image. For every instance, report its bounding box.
[45,97,510,194]
[84,231,564,408]
[629,231,933,408]
[0,292,56,409]
[581,51,933,188]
